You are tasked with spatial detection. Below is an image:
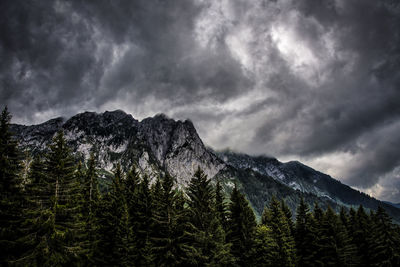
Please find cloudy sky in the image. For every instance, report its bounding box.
[1,0,400,201]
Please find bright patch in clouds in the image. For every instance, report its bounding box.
[271,24,318,77]
[226,26,254,72]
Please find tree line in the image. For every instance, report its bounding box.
[1,107,400,266]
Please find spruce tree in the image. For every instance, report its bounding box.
[281,199,294,235]
[124,166,139,228]
[369,206,400,266]
[18,156,49,265]
[134,175,154,266]
[250,225,279,266]
[185,167,232,266]
[349,205,373,266]
[313,202,324,222]
[316,206,358,266]
[46,131,84,265]
[173,190,192,266]
[93,163,131,266]
[340,206,349,230]
[215,181,228,231]
[123,166,140,263]
[295,197,318,267]
[262,196,296,267]
[151,173,186,266]
[0,107,25,265]
[227,184,256,266]
[20,131,84,265]
[80,153,100,264]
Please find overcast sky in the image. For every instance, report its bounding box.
[1,0,400,202]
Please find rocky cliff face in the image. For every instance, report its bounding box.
[11,110,225,186]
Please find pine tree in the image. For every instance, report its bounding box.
[0,107,25,265]
[281,199,294,235]
[295,197,318,267]
[93,193,117,266]
[316,206,358,266]
[124,166,139,228]
[123,166,140,263]
[93,163,131,266]
[185,167,232,266]
[262,196,296,267]
[80,153,100,264]
[152,175,173,266]
[227,184,257,266]
[349,205,373,266]
[369,206,400,266]
[215,181,228,231]
[18,156,49,265]
[250,225,279,266]
[340,206,349,230]
[134,174,154,266]
[19,131,84,265]
[173,190,192,266]
[313,202,324,222]
[47,131,85,264]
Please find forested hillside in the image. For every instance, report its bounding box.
[2,107,400,266]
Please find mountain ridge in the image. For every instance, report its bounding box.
[10,109,400,221]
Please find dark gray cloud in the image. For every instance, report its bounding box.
[247,0,400,189]
[1,0,400,201]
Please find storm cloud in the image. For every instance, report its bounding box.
[1,0,400,201]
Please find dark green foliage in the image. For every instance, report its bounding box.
[123,166,140,263]
[348,205,374,266]
[295,197,318,267]
[281,199,294,235]
[0,107,25,265]
[93,164,132,266]
[369,206,400,266]
[227,184,257,266]
[250,225,279,266]
[3,108,400,266]
[262,196,296,267]
[313,202,324,222]
[340,206,349,229]
[185,167,232,266]
[151,173,194,266]
[215,181,228,231]
[315,206,358,266]
[46,131,85,265]
[79,153,100,264]
[19,131,85,266]
[134,175,154,266]
[21,156,51,265]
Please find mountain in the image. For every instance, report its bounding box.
[11,110,225,186]
[215,150,400,220]
[11,110,400,221]
[384,201,400,209]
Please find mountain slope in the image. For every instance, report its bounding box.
[216,149,400,220]
[11,110,400,221]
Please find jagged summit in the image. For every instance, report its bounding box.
[151,113,170,120]
[11,109,225,185]
[10,109,400,221]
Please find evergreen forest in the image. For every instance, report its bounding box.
[1,107,400,267]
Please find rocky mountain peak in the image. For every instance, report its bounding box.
[12,110,226,186]
[10,109,400,222]
[64,110,137,132]
[137,113,225,184]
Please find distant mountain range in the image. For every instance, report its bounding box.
[11,110,400,222]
